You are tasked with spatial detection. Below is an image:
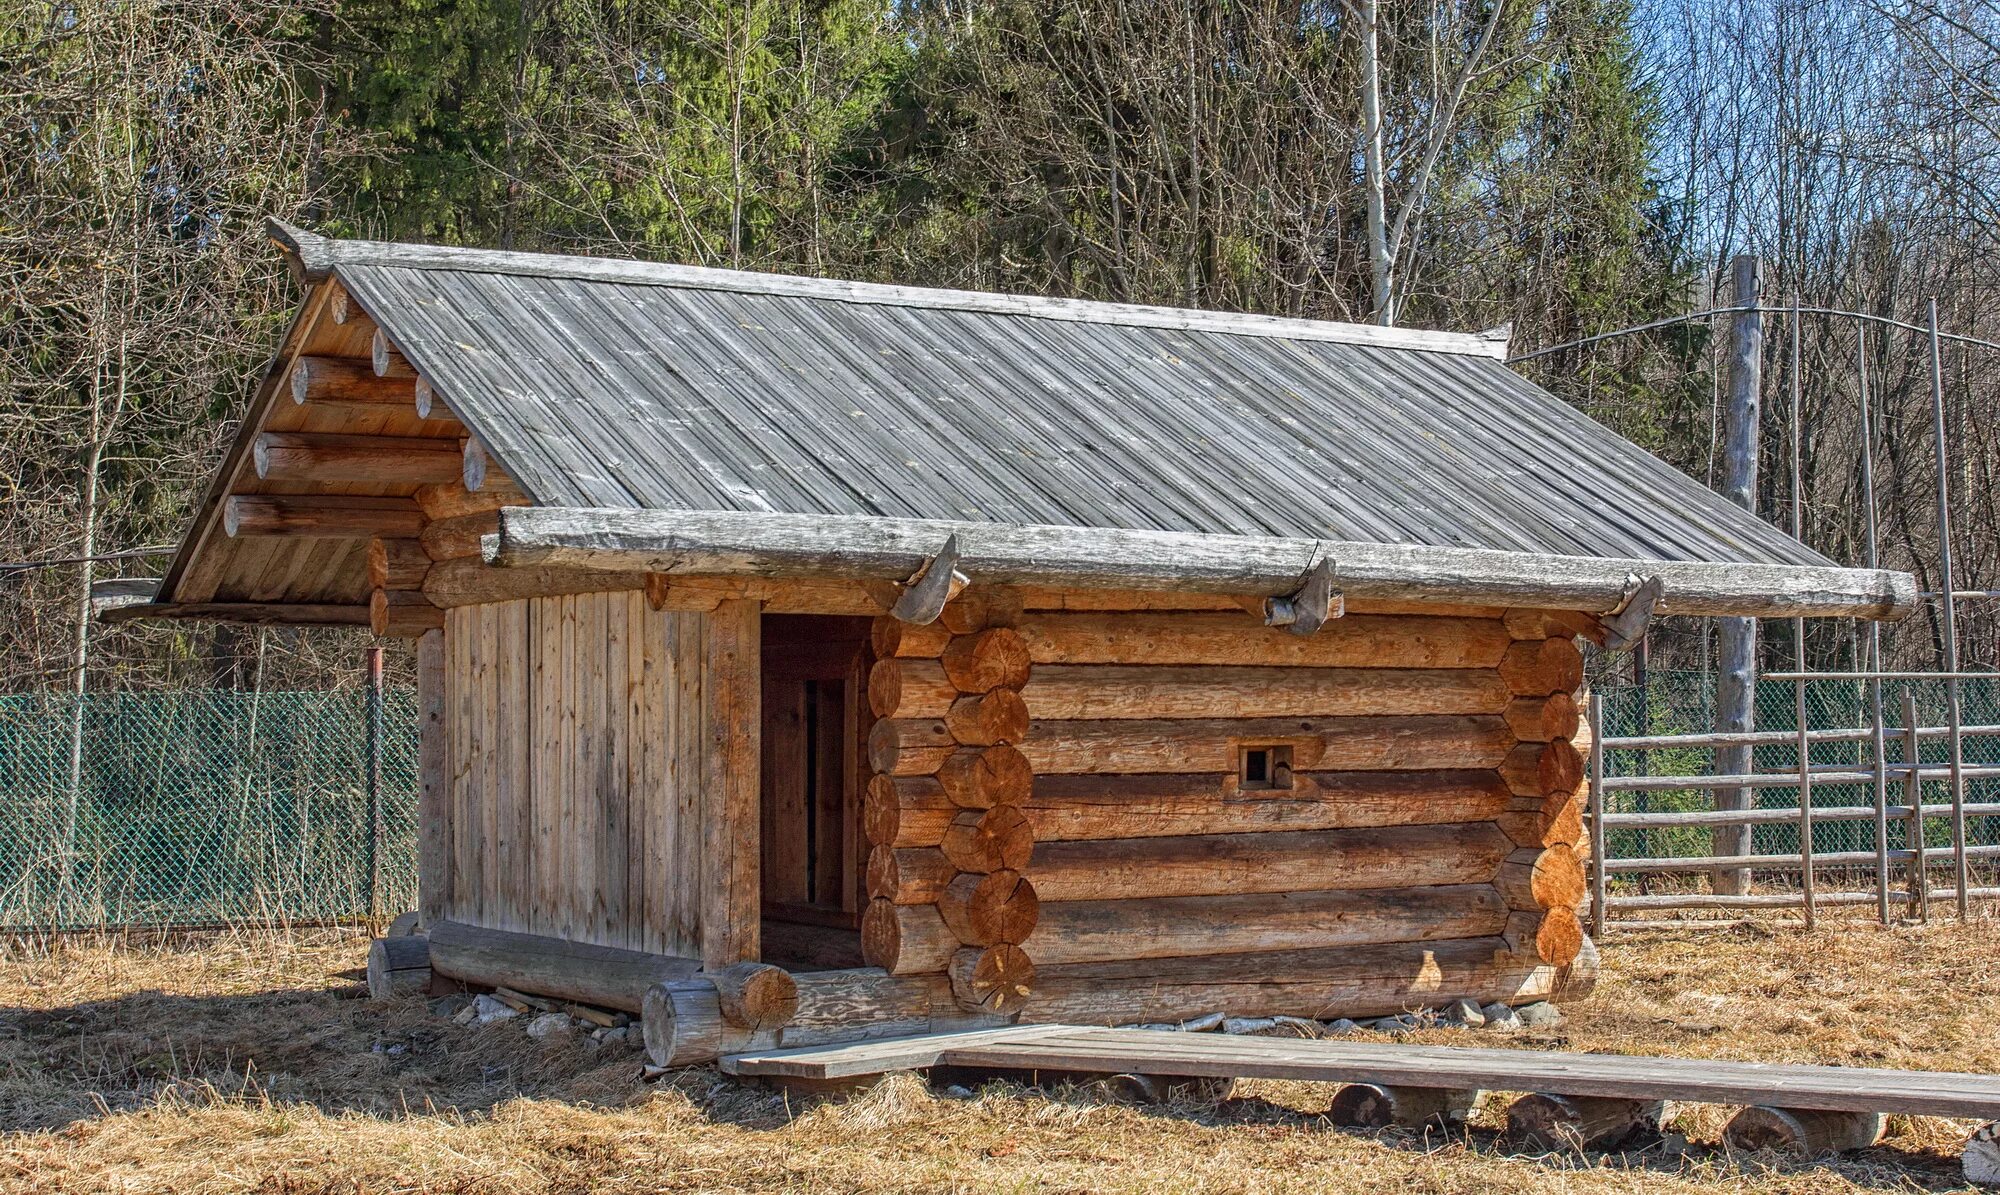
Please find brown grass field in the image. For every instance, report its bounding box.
[0,914,1994,1193]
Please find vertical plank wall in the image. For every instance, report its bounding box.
[438,592,760,962]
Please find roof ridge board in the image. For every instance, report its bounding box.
[268,220,1509,359]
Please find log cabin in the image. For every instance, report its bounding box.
[115,221,1917,1066]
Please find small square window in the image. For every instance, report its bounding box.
[1239,744,1294,791]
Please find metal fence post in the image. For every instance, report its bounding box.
[1589,693,1607,939]
[366,646,384,921]
[1901,689,1926,921]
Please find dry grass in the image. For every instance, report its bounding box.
[0,914,1994,1193]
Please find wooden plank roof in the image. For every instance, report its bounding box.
[148,223,1883,615]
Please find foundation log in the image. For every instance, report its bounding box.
[1015,613,1509,669]
[1503,907,1585,968]
[941,628,1033,693]
[1030,883,1507,964]
[1022,715,1513,775]
[427,919,700,1012]
[365,935,433,999]
[936,869,1040,946]
[1328,1084,1480,1129]
[948,945,1036,1015]
[1722,1106,1885,1156]
[945,689,1031,746]
[1506,1093,1664,1152]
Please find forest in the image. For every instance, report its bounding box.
[3,0,1995,693]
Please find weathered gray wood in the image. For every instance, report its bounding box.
[1722,1106,1884,1155]
[726,1025,2000,1123]
[1507,1093,1663,1152]
[1966,1122,2000,1186]
[366,934,431,999]
[100,601,371,627]
[487,507,1915,620]
[1328,1083,1480,1129]
[270,219,1510,358]
[644,969,1012,1068]
[426,918,700,1013]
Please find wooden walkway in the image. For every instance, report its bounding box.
[723,1025,2000,1121]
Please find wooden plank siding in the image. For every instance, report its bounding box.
[439,593,762,961]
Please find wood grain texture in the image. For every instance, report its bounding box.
[1014,613,1510,669]
[1020,664,1509,720]
[701,598,761,968]
[1018,715,1515,775]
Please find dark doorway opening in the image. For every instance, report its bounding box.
[759,613,873,970]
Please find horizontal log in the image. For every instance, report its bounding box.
[1026,823,1512,902]
[861,899,958,974]
[941,806,1034,873]
[865,844,956,905]
[868,658,957,719]
[370,589,444,638]
[489,506,1918,620]
[941,628,1032,693]
[224,494,424,539]
[864,770,1515,848]
[421,511,500,561]
[872,616,954,659]
[414,480,530,520]
[423,555,641,607]
[938,590,1023,634]
[426,919,699,1012]
[1031,883,1508,964]
[946,689,1030,746]
[1507,1093,1663,1153]
[1017,715,1515,775]
[368,538,432,590]
[1019,665,1510,720]
[291,355,414,405]
[372,327,416,378]
[100,601,371,627]
[1495,845,1586,911]
[1019,935,1580,1024]
[644,573,887,616]
[1014,613,1510,669]
[254,432,463,485]
[366,935,432,999]
[935,745,1033,809]
[1499,741,1586,798]
[711,961,799,1031]
[1502,608,1601,641]
[1505,907,1585,968]
[937,869,1039,946]
[1497,794,1585,849]
[1499,638,1584,695]
[643,967,983,1067]
[1504,694,1580,742]
[1014,588,1504,618]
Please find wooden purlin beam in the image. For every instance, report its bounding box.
[224,494,425,538]
[101,601,370,626]
[253,432,464,485]
[290,355,414,405]
[486,507,1919,621]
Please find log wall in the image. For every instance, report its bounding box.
[860,593,1594,1024]
[439,591,759,965]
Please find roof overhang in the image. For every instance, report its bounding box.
[486,507,1919,621]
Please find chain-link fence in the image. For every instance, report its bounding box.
[1596,669,2000,885]
[0,689,416,929]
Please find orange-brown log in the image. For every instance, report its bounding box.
[1026,823,1511,902]
[941,806,1034,873]
[1013,613,1509,669]
[420,510,500,561]
[368,538,432,591]
[1502,608,1603,642]
[868,717,953,776]
[864,775,948,848]
[948,945,1035,1014]
[223,495,423,539]
[1031,884,1506,965]
[941,628,1032,693]
[935,745,1034,809]
[1021,665,1509,720]
[865,844,956,905]
[1021,715,1513,775]
[1012,589,1503,618]
[254,432,463,485]
[868,657,958,719]
[946,689,1030,747]
[1505,907,1585,967]
[938,590,1023,634]
[1499,740,1586,798]
[937,869,1039,946]
[413,480,530,520]
[290,355,414,405]
[1495,845,1587,910]
[1504,693,1580,743]
[709,961,799,1031]
[871,616,953,660]
[860,899,958,975]
[1499,637,1585,695]
[370,589,444,638]
[423,556,639,608]
[1497,794,1586,849]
